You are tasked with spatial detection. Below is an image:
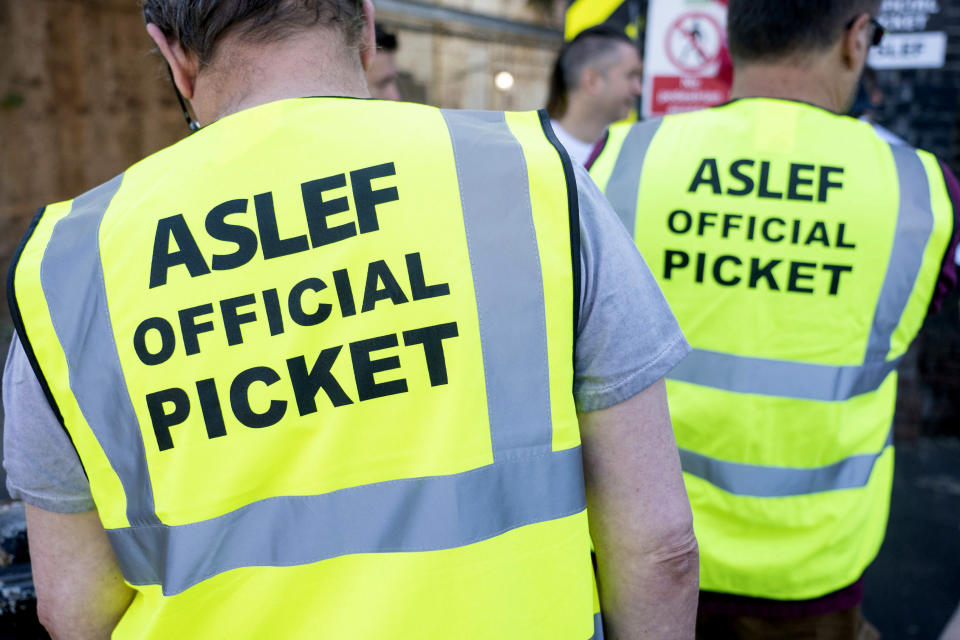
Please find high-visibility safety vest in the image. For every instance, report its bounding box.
[590,98,956,600]
[9,98,603,638]
[564,0,634,40]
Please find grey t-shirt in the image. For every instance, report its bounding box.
[2,163,689,513]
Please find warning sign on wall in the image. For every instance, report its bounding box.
[643,0,731,118]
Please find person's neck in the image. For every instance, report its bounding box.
[557,99,612,146]
[729,60,849,115]
[193,33,371,125]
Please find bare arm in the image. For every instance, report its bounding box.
[579,378,699,639]
[26,505,134,639]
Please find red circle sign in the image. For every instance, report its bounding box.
[665,12,724,74]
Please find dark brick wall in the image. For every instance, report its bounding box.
[872,2,960,438]
[874,67,959,160]
[895,290,960,438]
[871,0,960,169]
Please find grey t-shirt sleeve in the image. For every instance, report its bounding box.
[573,162,690,412]
[2,335,94,513]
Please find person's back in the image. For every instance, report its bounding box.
[3,1,699,637]
[590,0,959,635]
[15,98,593,637]
[595,96,955,592]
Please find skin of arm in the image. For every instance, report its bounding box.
[26,505,134,639]
[579,378,699,639]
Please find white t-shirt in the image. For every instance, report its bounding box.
[550,120,599,167]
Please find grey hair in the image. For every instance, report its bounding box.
[141,0,366,66]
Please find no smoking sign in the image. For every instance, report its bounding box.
[665,12,724,74]
[644,1,730,117]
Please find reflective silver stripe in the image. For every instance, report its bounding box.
[679,428,893,497]
[40,174,161,527]
[590,613,605,639]
[40,113,582,596]
[668,143,935,401]
[866,144,934,362]
[109,446,586,595]
[442,109,552,457]
[603,119,662,234]
[668,349,901,402]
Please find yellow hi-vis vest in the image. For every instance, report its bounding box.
[9,98,602,639]
[564,0,633,40]
[590,98,955,600]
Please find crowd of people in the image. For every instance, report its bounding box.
[2,0,959,638]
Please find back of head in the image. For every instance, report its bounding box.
[142,0,366,66]
[546,25,635,118]
[727,0,881,65]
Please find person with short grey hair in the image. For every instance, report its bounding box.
[3,0,697,637]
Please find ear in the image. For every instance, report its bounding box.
[580,67,603,95]
[359,0,377,71]
[841,13,872,72]
[146,23,200,99]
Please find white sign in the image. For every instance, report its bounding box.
[643,0,730,118]
[868,31,947,69]
[878,0,941,32]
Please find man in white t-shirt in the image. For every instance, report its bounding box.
[546,26,642,166]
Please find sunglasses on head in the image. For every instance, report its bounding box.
[847,15,886,47]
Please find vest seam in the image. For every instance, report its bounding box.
[537,109,581,359]
[5,205,82,468]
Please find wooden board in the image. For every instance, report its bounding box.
[0,0,185,325]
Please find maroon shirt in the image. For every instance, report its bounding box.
[930,159,960,315]
[698,578,866,618]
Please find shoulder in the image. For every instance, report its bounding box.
[8,173,125,277]
[590,117,669,168]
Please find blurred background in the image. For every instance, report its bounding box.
[0,0,958,637]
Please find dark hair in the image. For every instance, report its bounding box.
[375,23,397,52]
[727,0,882,63]
[142,0,366,66]
[546,25,636,118]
